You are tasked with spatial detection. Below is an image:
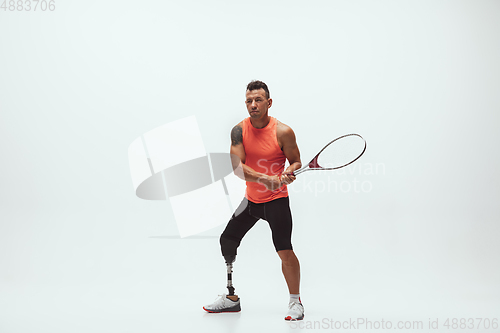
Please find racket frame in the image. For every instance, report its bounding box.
[292,133,366,176]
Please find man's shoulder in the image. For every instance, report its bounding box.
[276,119,295,138]
[231,120,245,134]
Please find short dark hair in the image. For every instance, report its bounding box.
[246,80,270,99]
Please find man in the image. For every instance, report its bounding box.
[203,80,304,321]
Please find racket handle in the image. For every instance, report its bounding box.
[291,168,306,176]
[286,168,304,177]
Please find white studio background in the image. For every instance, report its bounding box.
[1,1,499,332]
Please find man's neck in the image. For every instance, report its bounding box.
[250,115,271,129]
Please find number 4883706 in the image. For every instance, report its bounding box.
[1,0,56,11]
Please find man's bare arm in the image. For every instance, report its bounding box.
[230,124,282,190]
[279,124,302,185]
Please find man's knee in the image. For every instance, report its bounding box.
[277,249,296,262]
[220,235,240,263]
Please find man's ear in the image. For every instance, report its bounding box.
[268,98,273,108]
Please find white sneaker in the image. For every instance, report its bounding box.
[203,294,241,313]
[284,301,304,321]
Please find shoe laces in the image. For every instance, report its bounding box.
[288,301,303,311]
[212,294,228,309]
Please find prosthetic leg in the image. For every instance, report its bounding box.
[202,235,241,312]
[221,234,240,301]
[224,254,239,301]
[202,254,241,312]
[226,261,235,296]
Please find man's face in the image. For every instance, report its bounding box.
[245,88,272,119]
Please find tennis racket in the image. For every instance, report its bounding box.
[292,134,366,176]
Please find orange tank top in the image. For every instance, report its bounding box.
[242,116,288,203]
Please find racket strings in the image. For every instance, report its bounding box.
[315,135,365,169]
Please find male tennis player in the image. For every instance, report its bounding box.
[203,80,304,321]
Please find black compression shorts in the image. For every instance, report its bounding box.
[221,196,293,252]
